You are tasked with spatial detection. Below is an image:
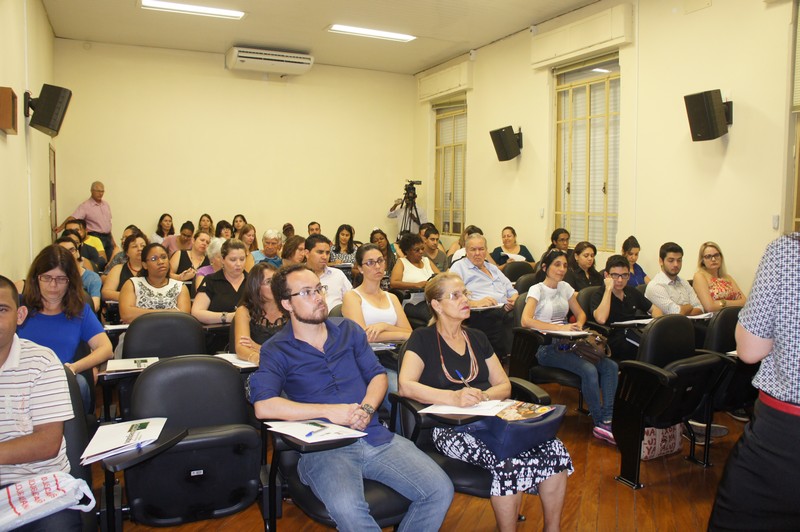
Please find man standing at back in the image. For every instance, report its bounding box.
[55,181,115,260]
[249,264,453,530]
[0,275,80,530]
[645,242,704,316]
[304,234,352,309]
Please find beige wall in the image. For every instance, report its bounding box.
[53,40,417,245]
[0,0,55,280]
[415,0,795,292]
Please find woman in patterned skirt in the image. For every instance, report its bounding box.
[399,272,572,532]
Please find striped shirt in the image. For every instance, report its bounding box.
[0,336,73,486]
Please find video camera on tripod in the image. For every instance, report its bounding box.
[399,180,422,234]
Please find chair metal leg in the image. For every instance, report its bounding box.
[577,389,589,415]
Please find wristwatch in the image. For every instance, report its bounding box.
[360,403,375,416]
[220,312,227,324]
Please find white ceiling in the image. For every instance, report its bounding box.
[41,0,597,75]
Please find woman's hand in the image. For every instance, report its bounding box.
[560,323,582,331]
[364,322,388,342]
[180,267,196,281]
[452,387,484,407]
[238,335,255,349]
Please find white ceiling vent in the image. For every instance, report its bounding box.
[225,47,314,75]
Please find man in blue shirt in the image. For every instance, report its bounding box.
[249,264,453,531]
[449,233,518,356]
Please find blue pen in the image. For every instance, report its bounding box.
[305,427,327,438]
[455,370,472,389]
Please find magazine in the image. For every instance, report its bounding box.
[495,401,556,421]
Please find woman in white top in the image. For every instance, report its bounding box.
[390,233,440,305]
[521,249,618,445]
[119,243,190,323]
[343,244,412,343]
[150,213,173,245]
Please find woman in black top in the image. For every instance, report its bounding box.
[399,272,572,532]
[192,238,247,325]
[233,263,285,365]
[564,241,603,291]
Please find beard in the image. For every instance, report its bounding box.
[293,303,328,325]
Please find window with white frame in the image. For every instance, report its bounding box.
[554,55,620,251]
[434,100,467,236]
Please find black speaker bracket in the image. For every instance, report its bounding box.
[516,128,523,150]
[23,91,35,118]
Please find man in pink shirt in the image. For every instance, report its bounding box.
[55,181,115,259]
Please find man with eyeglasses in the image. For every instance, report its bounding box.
[304,234,352,309]
[591,255,662,361]
[249,263,453,530]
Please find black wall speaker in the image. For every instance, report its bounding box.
[489,126,522,161]
[27,84,72,137]
[684,89,728,142]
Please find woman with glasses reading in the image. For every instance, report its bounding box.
[233,263,285,365]
[118,243,190,323]
[18,245,113,412]
[591,255,662,361]
[399,272,571,532]
[692,241,746,313]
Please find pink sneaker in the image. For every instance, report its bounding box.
[593,424,616,445]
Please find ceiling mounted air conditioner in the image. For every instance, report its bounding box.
[225,47,314,76]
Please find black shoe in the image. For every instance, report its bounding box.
[688,420,728,438]
[726,408,750,422]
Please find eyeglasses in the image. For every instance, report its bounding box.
[288,285,327,299]
[363,258,385,268]
[38,274,69,285]
[609,273,631,280]
[440,289,471,301]
[147,254,169,262]
[703,253,721,261]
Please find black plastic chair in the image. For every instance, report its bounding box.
[503,261,534,283]
[328,303,343,317]
[124,355,263,527]
[508,294,588,414]
[117,312,207,419]
[575,286,610,334]
[514,273,538,296]
[63,367,99,532]
[612,314,734,488]
[700,306,758,414]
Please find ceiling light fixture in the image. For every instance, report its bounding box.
[328,24,416,42]
[140,0,245,20]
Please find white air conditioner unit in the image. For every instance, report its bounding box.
[225,47,314,75]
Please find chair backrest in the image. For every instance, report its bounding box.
[328,303,343,317]
[636,283,647,296]
[703,306,741,353]
[513,291,528,327]
[514,273,538,296]
[637,315,696,368]
[503,261,534,283]
[122,312,206,358]
[576,286,602,317]
[656,353,728,423]
[131,355,251,429]
[63,367,90,485]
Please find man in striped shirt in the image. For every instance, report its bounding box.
[0,275,79,531]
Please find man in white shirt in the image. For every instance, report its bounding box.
[645,242,704,316]
[304,234,352,309]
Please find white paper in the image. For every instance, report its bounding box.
[501,252,526,262]
[611,318,653,326]
[103,324,129,331]
[471,303,504,311]
[369,342,397,351]
[419,399,513,416]
[688,312,714,320]
[215,352,257,368]
[266,420,367,443]
[80,417,167,465]
[105,357,158,373]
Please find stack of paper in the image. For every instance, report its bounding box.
[266,420,367,443]
[215,352,257,368]
[80,418,166,465]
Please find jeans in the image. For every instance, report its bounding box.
[298,435,454,531]
[15,508,82,532]
[75,372,92,414]
[536,343,618,423]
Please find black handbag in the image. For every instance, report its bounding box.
[452,404,566,460]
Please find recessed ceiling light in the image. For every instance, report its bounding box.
[328,24,416,42]
[140,0,245,20]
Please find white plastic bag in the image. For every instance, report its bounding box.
[0,472,95,531]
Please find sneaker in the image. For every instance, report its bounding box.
[593,423,616,445]
[688,420,729,438]
[726,408,750,422]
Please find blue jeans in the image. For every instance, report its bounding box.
[536,344,618,424]
[298,435,454,531]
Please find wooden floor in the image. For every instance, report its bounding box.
[93,383,743,531]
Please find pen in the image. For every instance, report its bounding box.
[305,427,327,438]
[455,370,472,389]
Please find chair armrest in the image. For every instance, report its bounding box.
[101,427,187,472]
[585,321,611,337]
[274,432,359,453]
[512,326,548,343]
[509,377,551,405]
[618,360,675,384]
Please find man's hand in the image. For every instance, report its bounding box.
[603,276,614,291]
[348,407,372,431]
[471,296,498,308]
[325,403,362,426]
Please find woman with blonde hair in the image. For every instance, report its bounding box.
[399,272,571,532]
[693,241,746,313]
